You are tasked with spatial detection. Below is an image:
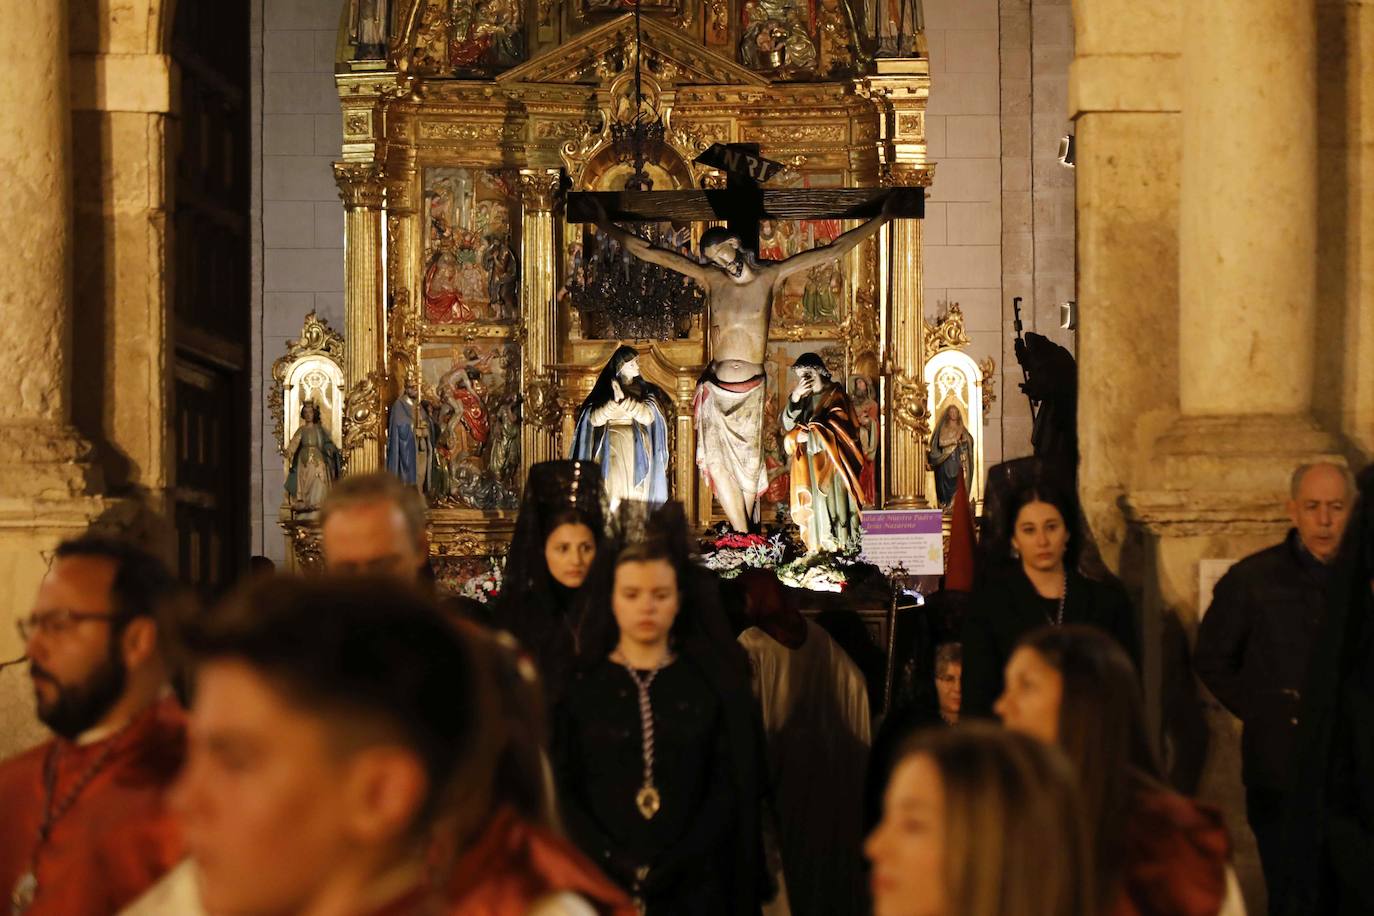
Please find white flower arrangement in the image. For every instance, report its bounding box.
[701,533,788,579]
[458,558,504,603]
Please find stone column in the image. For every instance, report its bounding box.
[1180,0,1314,418]
[1161,0,1337,488]
[519,169,563,468]
[334,163,387,475]
[862,60,933,508]
[0,0,103,758]
[0,0,100,500]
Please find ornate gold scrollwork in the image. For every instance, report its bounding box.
[524,372,565,437]
[270,312,347,457]
[879,163,935,188]
[342,371,385,450]
[430,532,488,556]
[979,356,997,423]
[388,288,419,383]
[518,169,562,211]
[560,118,609,185]
[890,370,930,440]
[284,519,324,572]
[844,274,881,377]
[334,162,386,209]
[924,302,972,360]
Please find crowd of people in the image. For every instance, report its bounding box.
[0,456,1369,916]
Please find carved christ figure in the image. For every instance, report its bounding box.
[592,197,895,531]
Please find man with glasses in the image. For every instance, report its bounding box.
[0,535,184,915]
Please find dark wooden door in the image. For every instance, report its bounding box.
[170,1,251,594]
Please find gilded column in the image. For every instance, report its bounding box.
[862,60,934,508]
[334,162,387,475]
[519,168,564,468]
[883,196,929,507]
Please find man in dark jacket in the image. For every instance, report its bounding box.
[1195,461,1354,891]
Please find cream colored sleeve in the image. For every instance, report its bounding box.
[526,891,599,916]
[1216,866,1248,916]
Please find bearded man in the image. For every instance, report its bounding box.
[782,353,867,553]
[0,536,184,915]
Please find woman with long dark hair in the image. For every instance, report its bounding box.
[995,625,1241,915]
[491,460,606,702]
[960,478,1137,717]
[553,502,764,915]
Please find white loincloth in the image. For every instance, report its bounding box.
[694,375,769,506]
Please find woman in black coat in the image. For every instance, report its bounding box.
[961,479,1138,719]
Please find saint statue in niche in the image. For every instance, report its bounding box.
[782,353,866,554]
[285,402,343,510]
[571,346,673,510]
[348,0,390,60]
[927,403,974,509]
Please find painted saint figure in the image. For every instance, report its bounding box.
[347,0,389,60]
[572,346,672,510]
[782,353,867,554]
[851,375,880,504]
[928,403,974,509]
[591,195,895,532]
[285,401,343,510]
[385,383,433,490]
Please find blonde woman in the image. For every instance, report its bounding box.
[866,722,1095,916]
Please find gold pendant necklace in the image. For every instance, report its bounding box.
[617,652,669,821]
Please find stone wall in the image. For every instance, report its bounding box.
[251,0,345,565]
[998,0,1075,456]
[922,0,1007,464]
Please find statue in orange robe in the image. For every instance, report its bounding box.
[0,695,185,916]
[782,353,867,554]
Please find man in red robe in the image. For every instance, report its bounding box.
[0,536,184,916]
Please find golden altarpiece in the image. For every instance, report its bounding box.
[280,0,947,572]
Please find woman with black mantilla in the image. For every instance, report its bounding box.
[492,460,606,704]
[961,477,1138,719]
[553,502,766,915]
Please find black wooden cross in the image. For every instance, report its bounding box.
[565,142,923,253]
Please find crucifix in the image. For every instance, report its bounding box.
[567,146,923,533]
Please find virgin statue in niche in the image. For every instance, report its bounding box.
[285,401,343,510]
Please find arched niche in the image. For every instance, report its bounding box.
[271,312,347,457]
[924,348,985,510]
